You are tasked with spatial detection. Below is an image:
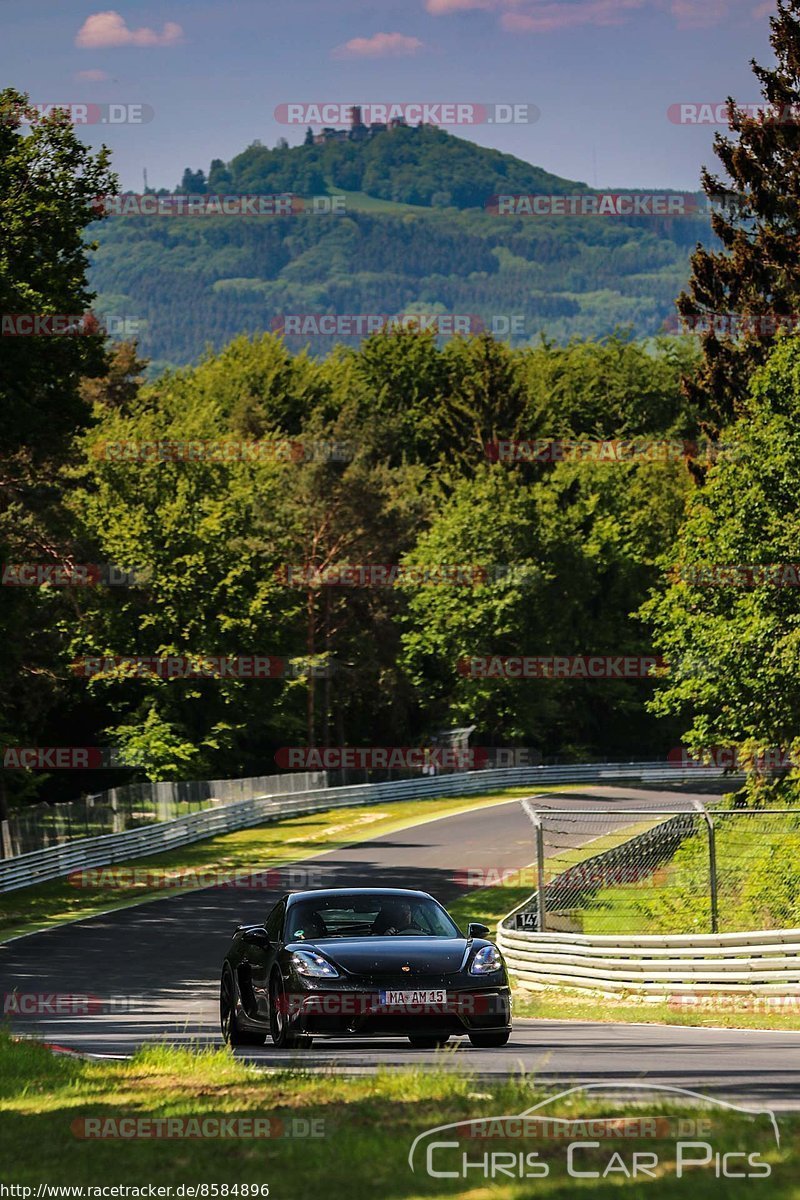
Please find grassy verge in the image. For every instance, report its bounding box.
[0,1033,794,1196]
[512,989,800,1031]
[0,786,549,943]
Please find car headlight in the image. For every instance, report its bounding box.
[470,944,502,975]
[291,950,339,978]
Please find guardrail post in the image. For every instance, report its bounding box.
[1,820,12,859]
[522,799,547,932]
[694,800,719,933]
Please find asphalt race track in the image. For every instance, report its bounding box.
[2,786,799,1107]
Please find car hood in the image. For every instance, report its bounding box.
[287,937,473,976]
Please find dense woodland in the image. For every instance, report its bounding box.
[5,0,800,816]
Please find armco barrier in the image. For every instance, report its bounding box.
[496,925,800,996]
[0,760,732,894]
[497,798,800,996]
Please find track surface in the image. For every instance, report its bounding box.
[2,786,799,1106]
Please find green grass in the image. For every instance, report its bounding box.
[0,1032,794,1195]
[512,989,800,1031]
[0,786,548,943]
[447,818,664,932]
[328,187,433,215]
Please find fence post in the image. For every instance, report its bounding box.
[522,799,547,932]
[694,800,719,933]
[109,789,122,834]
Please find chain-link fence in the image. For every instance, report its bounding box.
[2,771,327,858]
[513,800,800,935]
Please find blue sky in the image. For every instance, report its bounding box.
[0,0,780,191]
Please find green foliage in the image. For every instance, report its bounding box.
[0,89,117,809]
[87,128,711,368]
[643,336,800,795]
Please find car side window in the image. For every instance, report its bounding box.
[265,900,286,942]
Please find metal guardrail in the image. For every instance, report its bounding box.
[2,771,328,857]
[497,925,800,996]
[497,797,800,996]
[0,760,733,894]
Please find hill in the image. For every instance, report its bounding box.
[87,125,710,370]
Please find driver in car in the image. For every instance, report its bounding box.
[373,900,420,935]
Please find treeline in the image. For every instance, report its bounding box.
[89,204,711,371]
[4,326,703,802]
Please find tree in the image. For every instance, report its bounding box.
[180,167,207,194]
[0,90,116,824]
[678,0,800,429]
[643,335,800,800]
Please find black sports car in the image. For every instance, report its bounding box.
[220,887,512,1049]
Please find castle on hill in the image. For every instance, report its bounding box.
[311,106,411,145]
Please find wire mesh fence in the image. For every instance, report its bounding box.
[512,801,800,935]
[3,771,327,858]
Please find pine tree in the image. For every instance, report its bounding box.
[678,0,800,430]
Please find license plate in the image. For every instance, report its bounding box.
[379,989,447,1006]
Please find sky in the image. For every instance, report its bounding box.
[0,0,782,191]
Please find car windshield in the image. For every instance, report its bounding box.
[285,894,460,940]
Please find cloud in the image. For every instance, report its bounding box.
[426,0,495,12]
[75,11,183,48]
[500,0,644,31]
[427,0,769,32]
[670,0,729,26]
[333,31,426,57]
[74,68,110,82]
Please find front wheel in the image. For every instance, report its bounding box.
[468,1030,510,1048]
[408,1035,450,1049]
[220,968,267,1046]
[269,975,313,1049]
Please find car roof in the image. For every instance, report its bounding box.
[284,887,435,905]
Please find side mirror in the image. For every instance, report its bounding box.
[468,922,490,939]
[242,925,270,947]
